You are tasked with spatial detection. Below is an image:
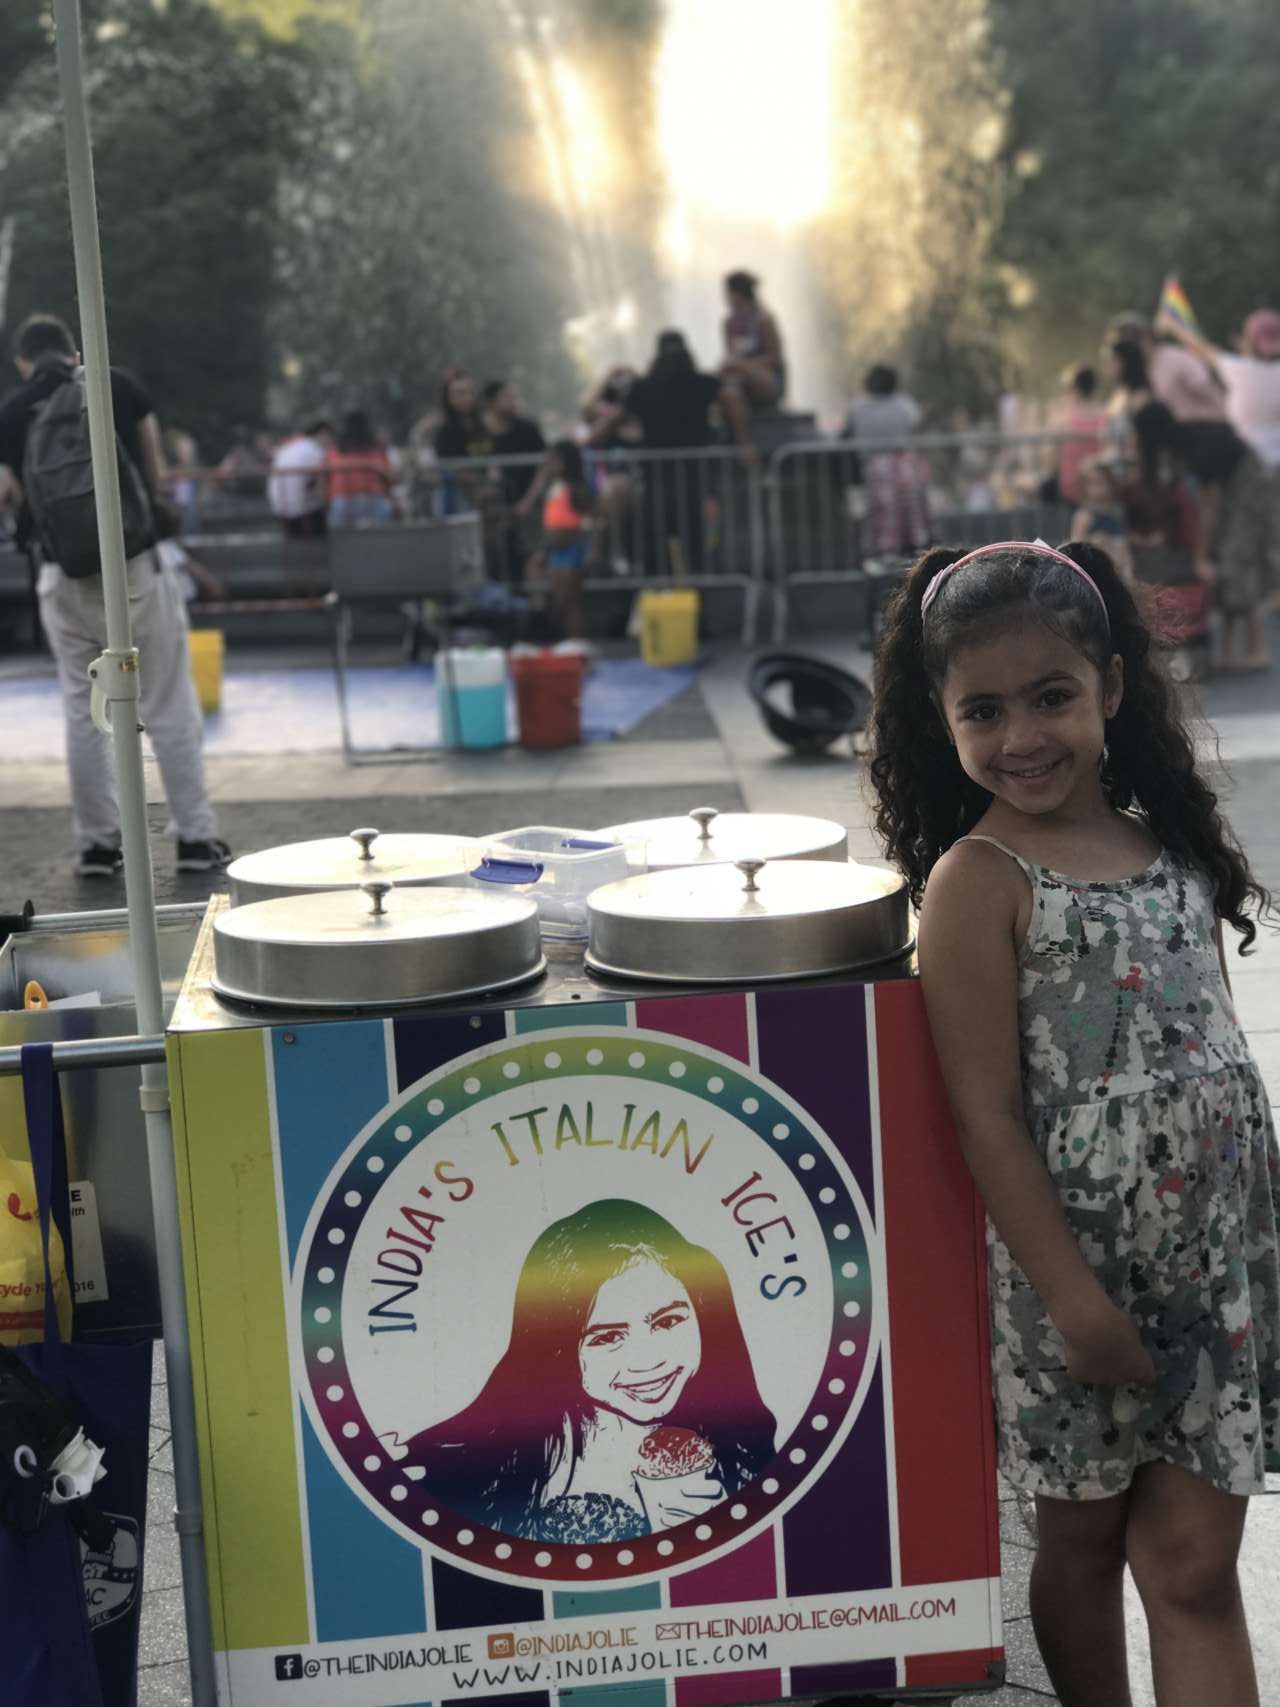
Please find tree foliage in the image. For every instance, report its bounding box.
[2,0,660,449]
[1,0,321,449]
[987,0,1280,380]
[11,0,1274,439]
[270,0,578,435]
[270,0,663,433]
[815,0,1280,410]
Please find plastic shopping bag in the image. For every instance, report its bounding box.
[0,1152,72,1345]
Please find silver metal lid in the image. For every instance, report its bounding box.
[212,881,543,1009]
[598,806,847,869]
[225,826,480,906]
[586,858,910,984]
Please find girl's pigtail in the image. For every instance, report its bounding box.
[868,547,987,905]
[1063,541,1272,951]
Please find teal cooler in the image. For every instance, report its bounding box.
[437,647,508,749]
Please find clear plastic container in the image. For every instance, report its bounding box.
[469,826,637,939]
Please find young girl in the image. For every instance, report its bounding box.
[1070,455,1132,583]
[526,439,594,640]
[869,540,1278,1707]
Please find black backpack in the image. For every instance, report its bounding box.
[21,362,155,578]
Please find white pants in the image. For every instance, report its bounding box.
[38,552,219,852]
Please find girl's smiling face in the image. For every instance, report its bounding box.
[579,1259,701,1425]
[937,620,1123,818]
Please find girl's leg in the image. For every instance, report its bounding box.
[1125,1461,1256,1707]
[550,569,586,640]
[1030,1488,1133,1707]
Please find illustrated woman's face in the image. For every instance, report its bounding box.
[579,1260,701,1425]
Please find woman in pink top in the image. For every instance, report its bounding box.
[1051,364,1109,505]
[1157,305,1280,471]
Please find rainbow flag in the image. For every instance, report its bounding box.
[1157,274,1200,334]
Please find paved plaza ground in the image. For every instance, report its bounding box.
[2,628,1278,1704]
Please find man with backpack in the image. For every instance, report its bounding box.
[0,313,228,877]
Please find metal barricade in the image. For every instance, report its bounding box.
[421,447,768,646]
[766,431,1099,641]
[328,513,485,764]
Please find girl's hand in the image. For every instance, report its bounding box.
[1054,1292,1156,1387]
[634,1471,724,1531]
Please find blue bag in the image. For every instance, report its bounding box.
[0,1044,154,1707]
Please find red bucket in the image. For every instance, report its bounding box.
[511,651,584,749]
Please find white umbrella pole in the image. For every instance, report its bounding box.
[52,4,218,1702]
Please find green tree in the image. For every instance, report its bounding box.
[987,0,1280,379]
[272,0,582,431]
[2,0,322,451]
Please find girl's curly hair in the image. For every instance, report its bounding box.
[867,540,1271,951]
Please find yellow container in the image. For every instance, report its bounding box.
[639,588,700,667]
[188,628,225,713]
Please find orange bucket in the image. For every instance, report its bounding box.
[511,651,584,749]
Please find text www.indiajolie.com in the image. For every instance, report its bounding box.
[453,1642,769,1690]
[444,1599,959,1691]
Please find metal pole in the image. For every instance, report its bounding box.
[0,1034,166,1076]
[51,5,218,1702]
[23,900,208,933]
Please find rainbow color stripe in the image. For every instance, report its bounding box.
[297,1028,875,1586]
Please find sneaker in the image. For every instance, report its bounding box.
[76,843,124,878]
[176,837,232,873]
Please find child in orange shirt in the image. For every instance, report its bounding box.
[527,440,594,640]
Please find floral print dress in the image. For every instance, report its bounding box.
[966,835,1280,1500]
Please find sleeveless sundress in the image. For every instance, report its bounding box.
[965,835,1280,1500]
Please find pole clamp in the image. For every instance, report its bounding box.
[139,1083,170,1113]
[88,647,141,735]
[173,1503,205,1538]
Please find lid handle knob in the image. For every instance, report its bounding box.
[361,879,393,916]
[735,857,766,893]
[688,806,719,842]
[350,827,380,861]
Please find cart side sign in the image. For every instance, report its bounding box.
[294,1028,877,1587]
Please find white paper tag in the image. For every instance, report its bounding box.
[69,1180,109,1304]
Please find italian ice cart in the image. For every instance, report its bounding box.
[164,838,1003,1705]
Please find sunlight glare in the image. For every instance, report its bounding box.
[656,0,837,231]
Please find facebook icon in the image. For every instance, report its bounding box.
[274,1654,304,1681]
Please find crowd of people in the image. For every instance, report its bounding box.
[131,272,784,639]
[4,273,1280,864]
[831,293,1280,677]
[13,264,1266,674]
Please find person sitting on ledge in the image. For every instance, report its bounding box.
[719,270,786,411]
